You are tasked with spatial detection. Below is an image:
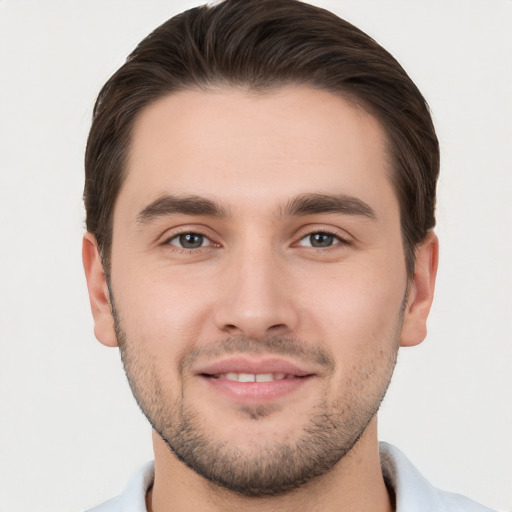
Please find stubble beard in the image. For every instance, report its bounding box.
[112,303,402,498]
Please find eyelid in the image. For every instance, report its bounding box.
[293,225,353,246]
[156,223,352,251]
[296,234,349,249]
[168,232,211,248]
[159,225,221,247]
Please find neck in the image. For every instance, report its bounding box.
[147,418,393,512]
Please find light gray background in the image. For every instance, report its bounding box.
[0,1,511,511]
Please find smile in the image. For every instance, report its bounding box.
[211,372,301,382]
[195,358,315,403]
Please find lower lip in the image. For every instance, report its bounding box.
[199,375,313,403]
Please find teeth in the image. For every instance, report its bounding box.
[218,372,289,382]
[255,373,273,382]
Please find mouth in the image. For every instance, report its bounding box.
[207,372,302,382]
[195,357,315,403]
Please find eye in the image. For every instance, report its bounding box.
[168,232,210,249]
[298,232,345,248]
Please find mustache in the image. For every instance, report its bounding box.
[179,336,335,374]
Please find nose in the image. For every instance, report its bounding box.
[213,245,300,340]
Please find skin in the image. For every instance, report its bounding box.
[83,86,438,512]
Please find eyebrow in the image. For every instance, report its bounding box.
[282,193,376,220]
[136,192,376,225]
[136,194,229,224]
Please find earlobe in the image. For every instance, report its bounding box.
[400,231,439,347]
[82,233,118,347]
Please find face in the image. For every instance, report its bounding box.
[84,86,436,496]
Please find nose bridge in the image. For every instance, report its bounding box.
[214,234,298,338]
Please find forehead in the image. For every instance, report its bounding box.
[119,86,397,222]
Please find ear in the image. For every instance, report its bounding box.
[82,232,118,347]
[400,231,439,347]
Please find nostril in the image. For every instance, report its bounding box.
[221,322,289,338]
[223,324,243,335]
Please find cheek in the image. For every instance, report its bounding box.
[113,276,213,394]
[112,268,216,353]
[303,261,406,355]
[309,275,404,403]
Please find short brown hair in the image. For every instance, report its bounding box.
[84,0,439,277]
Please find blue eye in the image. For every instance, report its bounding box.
[169,233,208,249]
[298,232,343,248]
[310,233,335,247]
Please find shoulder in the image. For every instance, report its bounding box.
[379,442,499,512]
[84,461,155,512]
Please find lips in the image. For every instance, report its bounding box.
[197,357,313,378]
[195,357,315,402]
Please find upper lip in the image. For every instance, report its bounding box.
[195,357,314,377]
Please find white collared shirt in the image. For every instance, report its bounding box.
[85,442,499,512]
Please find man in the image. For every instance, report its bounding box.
[81,1,498,511]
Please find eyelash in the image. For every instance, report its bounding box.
[296,230,351,249]
[164,230,218,253]
[162,228,351,253]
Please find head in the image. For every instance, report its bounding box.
[83,0,439,499]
